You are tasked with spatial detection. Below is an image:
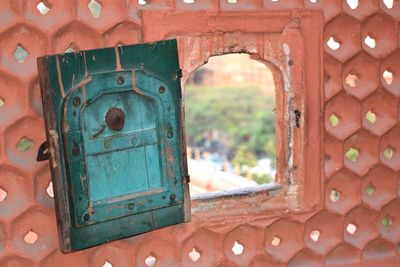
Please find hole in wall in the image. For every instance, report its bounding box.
[0,187,7,202]
[232,241,244,255]
[183,0,196,3]
[88,0,102,19]
[310,230,320,242]
[383,147,394,160]
[185,54,276,196]
[188,248,201,262]
[383,70,393,85]
[65,43,79,53]
[345,73,359,88]
[144,255,157,267]
[329,114,340,127]
[37,1,51,15]
[327,36,341,51]
[309,0,319,3]
[101,261,113,267]
[271,236,281,247]
[138,0,148,5]
[345,148,359,162]
[46,182,54,198]
[16,137,34,152]
[365,183,375,196]
[382,216,392,227]
[24,230,38,244]
[365,110,377,124]
[227,0,238,3]
[0,97,4,108]
[330,189,341,202]
[383,0,394,9]
[13,45,29,63]
[364,35,376,49]
[346,223,357,234]
[346,0,358,9]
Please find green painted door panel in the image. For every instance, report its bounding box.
[37,40,190,253]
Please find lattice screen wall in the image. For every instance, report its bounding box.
[0,0,400,266]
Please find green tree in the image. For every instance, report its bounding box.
[185,83,276,161]
[232,145,257,176]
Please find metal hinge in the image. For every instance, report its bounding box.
[183,175,190,184]
[174,69,182,80]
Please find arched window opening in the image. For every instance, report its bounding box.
[185,54,276,196]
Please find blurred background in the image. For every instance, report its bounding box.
[184,54,277,195]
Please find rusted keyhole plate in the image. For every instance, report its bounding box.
[105,107,125,131]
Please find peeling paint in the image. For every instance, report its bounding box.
[115,46,122,71]
[48,130,58,168]
[282,43,295,187]
[55,57,65,97]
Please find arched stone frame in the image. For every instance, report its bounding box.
[143,10,324,221]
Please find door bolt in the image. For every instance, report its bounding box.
[117,76,125,85]
[73,96,81,106]
[167,127,174,138]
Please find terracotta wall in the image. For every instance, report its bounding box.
[0,0,400,266]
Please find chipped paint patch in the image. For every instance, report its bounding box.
[49,130,58,168]
[56,56,65,97]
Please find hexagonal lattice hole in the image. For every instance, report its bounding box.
[0,24,47,78]
[380,49,400,96]
[223,225,264,266]
[324,14,361,62]
[181,228,220,266]
[343,52,379,100]
[264,220,304,262]
[4,116,46,171]
[305,211,343,255]
[380,125,400,171]
[344,130,379,176]
[135,238,177,266]
[325,93,361,141]
[12,207,58,261]
[343,0,379,21]
[344,206,379,249]
[378,199,400,243]
[361,13,397,58]
[325,169,361,215]
[362,89,397,136]
[362,165,397,210]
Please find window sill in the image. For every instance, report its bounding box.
[190,183,292,220]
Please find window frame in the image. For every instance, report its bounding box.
[142,10,325,220]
